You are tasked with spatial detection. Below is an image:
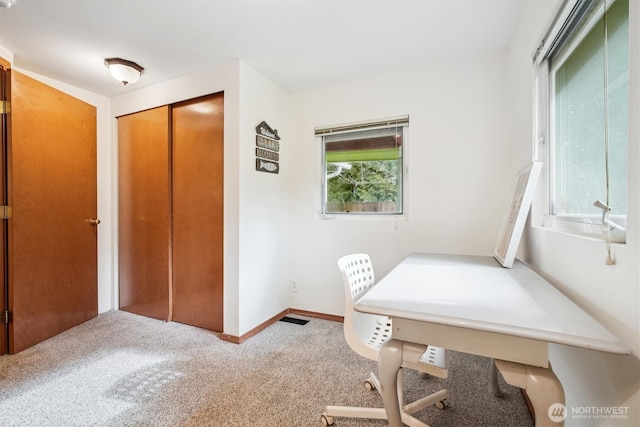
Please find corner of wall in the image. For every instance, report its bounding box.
[236,63,293,336]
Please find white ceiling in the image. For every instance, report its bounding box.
[0,0,526,98]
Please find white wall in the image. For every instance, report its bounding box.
[237,62,291,334]
[287,52,514,316]
[507,1,640,425]
[0,45,13,64]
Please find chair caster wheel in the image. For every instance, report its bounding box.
[364,379,375,391]
[435,399,450,410]
[321,414,335,426]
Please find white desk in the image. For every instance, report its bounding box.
[354,253,630,427]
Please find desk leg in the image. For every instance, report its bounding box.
[495,360,565,427]
[378,338,404,427]
[490,359,506,398]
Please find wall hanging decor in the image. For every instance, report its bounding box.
[255,121,280,174]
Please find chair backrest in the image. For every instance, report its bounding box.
[337,253,392,361]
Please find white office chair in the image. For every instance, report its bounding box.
[321,253,449,427]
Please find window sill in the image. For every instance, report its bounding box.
[316,211,407,221]
[537,215,626,244]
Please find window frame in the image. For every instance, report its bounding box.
[316,116,408,217]
[533,0,628,244]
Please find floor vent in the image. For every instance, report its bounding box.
[279,316,309,325]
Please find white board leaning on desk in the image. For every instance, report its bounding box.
[494,161,542,268]
[493,162,542,268]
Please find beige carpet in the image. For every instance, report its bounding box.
[0,310,534,427]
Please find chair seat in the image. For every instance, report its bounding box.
[322,254,450,427]
[418,345,448,374]
[351,310,448,379]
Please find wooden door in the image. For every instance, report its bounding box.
[118,106,171,321]
[171,93,224,331]
[5,70,98,354]
[0,64,8,354]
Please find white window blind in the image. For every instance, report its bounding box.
[534,0,628,250]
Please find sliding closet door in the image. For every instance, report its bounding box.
[171,93,224,331]
[6,70,98,354]
[118,106,171,321]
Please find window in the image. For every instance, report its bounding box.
[316,117,407,215]
[534,0,628,243]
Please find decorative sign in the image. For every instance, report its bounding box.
[256,134,280,151]
[255,121,280,174]
[256,121,281,140]
[256,147,279,161]
[256,158,279,174]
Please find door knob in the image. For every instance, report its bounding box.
[87,218,101,225]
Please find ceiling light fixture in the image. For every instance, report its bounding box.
[104,58,144,86]
[0,0,18,8]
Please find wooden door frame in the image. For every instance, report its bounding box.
[0,65,8,355]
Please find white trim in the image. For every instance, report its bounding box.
[533,0,582,65]
[549,0,609,70]
[542,214,626,243]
